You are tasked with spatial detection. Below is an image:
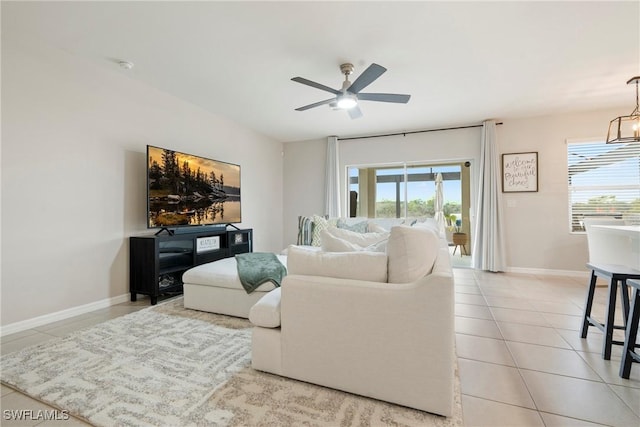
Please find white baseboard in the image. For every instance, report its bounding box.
[505,266,588,279]
[1,293,131,337]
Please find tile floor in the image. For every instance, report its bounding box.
[1,271,639,426]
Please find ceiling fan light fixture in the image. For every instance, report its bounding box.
[606,76,640,144]
[336,94,358,109]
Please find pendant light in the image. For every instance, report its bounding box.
[606,76,640,144]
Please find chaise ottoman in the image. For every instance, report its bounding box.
[182,255,287,318]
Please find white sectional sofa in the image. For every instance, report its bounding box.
[181,215,427,318]
[249,224,455,416]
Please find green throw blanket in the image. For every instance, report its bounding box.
[235,252,287,294]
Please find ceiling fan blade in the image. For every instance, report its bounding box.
[291,77,341,95]
[295,98,336,111]
[357,93,411,103]
[348,105,363,119]
[347,63,386,94]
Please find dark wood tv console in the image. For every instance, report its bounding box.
[129,227,252,305]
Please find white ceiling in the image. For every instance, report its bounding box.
[4,1,639,142]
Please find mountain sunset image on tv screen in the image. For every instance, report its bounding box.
[147,145,241,228]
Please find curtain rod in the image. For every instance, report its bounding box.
[337,122,503,141]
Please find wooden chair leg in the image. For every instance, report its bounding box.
[603,278,619,360]
[620,287,640,378]
[581,271,598,338]
[620,280,630,327]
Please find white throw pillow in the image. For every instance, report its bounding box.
[386,225,439,283]
[364,239,388,253]
[320,229,362,252]
[287,245,388,283]
[324,226,389,247]
[413,217,445,239]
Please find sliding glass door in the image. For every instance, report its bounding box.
[347,161,472,249]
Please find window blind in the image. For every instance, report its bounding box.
[567,141,640,232]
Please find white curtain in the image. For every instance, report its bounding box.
[324,136,341,217]
[472,120,506,272]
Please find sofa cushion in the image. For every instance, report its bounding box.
[311,215,335,246]
[249,288,282,328]
[297,215,314,246]
[321,228,390,253]
[320,230,362,252]
[413,217,445,239]
[387,225,439,283]
[367,222,388,233]
[326,226,389,247]
[336,219,368,233]
[287,246,388,283]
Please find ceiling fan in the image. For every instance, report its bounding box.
[292,63,411,119]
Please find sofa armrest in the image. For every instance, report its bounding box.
[279,271,455,416]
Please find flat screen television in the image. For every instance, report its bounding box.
[147,145,241,229]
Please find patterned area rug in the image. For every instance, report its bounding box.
[1,298,463,426]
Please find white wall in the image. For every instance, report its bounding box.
[282,138,327,245]
[1,39,283,328]
[283,109,629,274]
[498,108,627,273]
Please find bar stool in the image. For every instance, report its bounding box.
[620,279,640,378]
[580,263,640,360]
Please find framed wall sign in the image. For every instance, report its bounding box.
[502,152,538,192]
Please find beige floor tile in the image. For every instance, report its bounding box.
[39,317,112,338]
[490,307,550,326]
[1,332,57,356]
[455,316,503,339]
[609,384,640,417]
[477,286,522,299]
[1,330,40,345]
[521,370,640,427]
[506,341,601,380]
[497,322,572,349]
[461,395,544,427]
[455,293,487,306]
[456,334,516,366]
[541,312,582,331]
[530,299,584,316]
[458,359,536,409]
[455,303,493,320]
[455,285,482,295]
[2,384,15,396]
[577,351,640,388]
[556,329,626,359]
[31,313,98,333]
[484,296,535,311]
[539,412,610,426]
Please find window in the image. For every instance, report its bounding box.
[567,141,640,232]
[347,163,463,219]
